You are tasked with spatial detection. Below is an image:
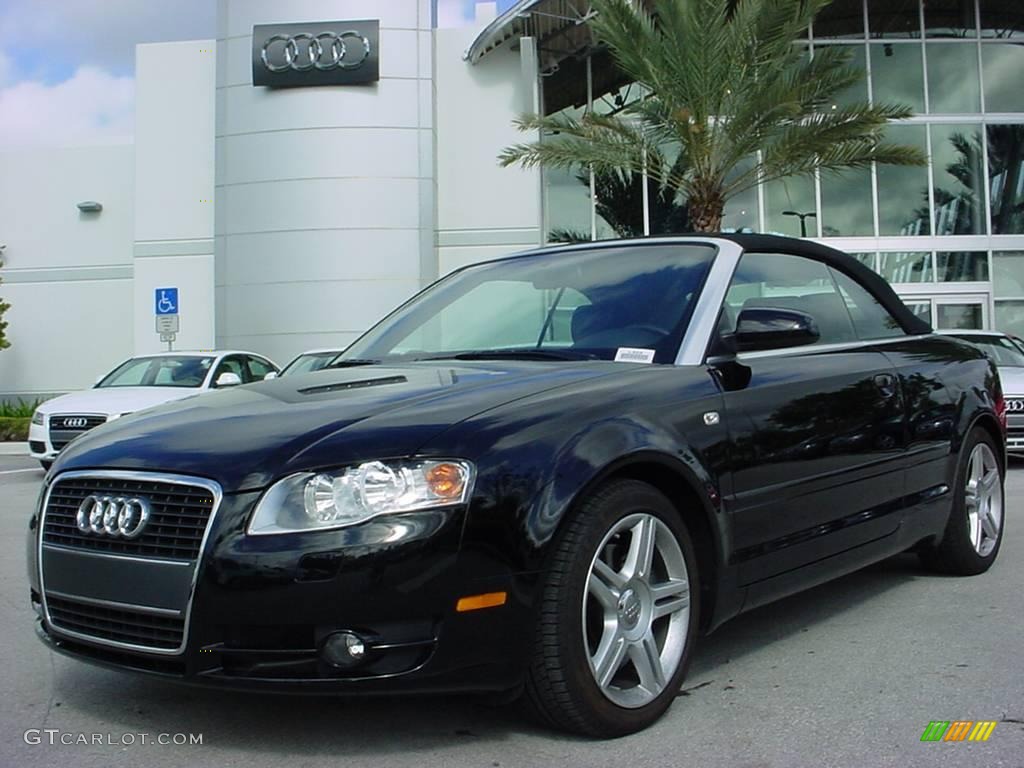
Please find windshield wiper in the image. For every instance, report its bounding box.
[417,349,593,362]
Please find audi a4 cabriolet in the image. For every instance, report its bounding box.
[27,234,1005,737]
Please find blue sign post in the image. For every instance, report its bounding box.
[155,288,180,350]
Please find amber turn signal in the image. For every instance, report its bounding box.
[456,591,508,612]
[426,462,467,500]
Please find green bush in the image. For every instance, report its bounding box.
[0,417,29,441]
[0,398,41,418]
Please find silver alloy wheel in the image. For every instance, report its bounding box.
[965,442,1003,557]
[583,513,691,708]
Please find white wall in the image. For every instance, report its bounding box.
[133,40,217,355]
[215,0,435,366]
[434,11,542,276]
[0,145,135,397]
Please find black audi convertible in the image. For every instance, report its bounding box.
[27,234,1006,737]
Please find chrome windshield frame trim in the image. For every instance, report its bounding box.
[39,469,223,656]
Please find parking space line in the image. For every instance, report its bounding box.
[0,469,41,475]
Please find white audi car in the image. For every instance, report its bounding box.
[29,351,279,469]
[941,330,1024,456]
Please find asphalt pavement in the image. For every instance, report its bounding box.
[1,456,1022,768]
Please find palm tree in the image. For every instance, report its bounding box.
[499,0,926,233]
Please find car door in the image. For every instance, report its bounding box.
[244,355,278,382]
[710,251,906,586]
[211,355,247,387]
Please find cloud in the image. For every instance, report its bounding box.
[0,0,215,81]
[0,66,134,148]
[436,0,478,28]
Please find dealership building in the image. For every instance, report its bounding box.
[1,0,1023,400]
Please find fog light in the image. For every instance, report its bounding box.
[320,631,367,668]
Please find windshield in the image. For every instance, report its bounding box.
[956,335,1024,367]
[341,244,717,365]
[281,352,342,376]
[97,356,214,388]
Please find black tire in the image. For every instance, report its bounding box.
[522,479,700,737]
[920,426,1004,575]
[39,460,53,472]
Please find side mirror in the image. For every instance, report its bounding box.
[734,307,820,353]
[215,371,243,388]
[263,371,278,381]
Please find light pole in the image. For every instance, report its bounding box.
[782,210,817,238]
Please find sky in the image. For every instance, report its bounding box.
[0,0,518,149]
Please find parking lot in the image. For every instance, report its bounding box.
[1,454,1021,768]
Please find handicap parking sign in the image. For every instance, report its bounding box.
[155,288,179,315]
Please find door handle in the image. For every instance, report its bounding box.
[874,373,897,399]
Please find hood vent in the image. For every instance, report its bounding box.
[298,376,407,395]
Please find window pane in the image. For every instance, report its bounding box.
[871,43,926,112]
[924,0,977,38]
[876,124,931,235]
[831,268,906,338]
[901,298,934,324]
[993,252,1024,297]
[981,43,1024,112]
[879,252,933,282]
[725,253,857,345]
[936,302,984,328]
[926,42,981,112]
[721,156,758,233]
[764,177,817,237]
[824,44,869,108]
[936,251,990,280]
[544,167,593,244]
[930,123,986,234]
[980,4,1024,39]
[821,168,874,236]
[814,0,865,39]
[851,252,878,269]
[868,0,922,38]
[995,300,1024,336]
[988,124,1024,234]
[593,169,648,238]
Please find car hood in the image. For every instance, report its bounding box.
[998,366,1024,397]
[52,361,627,491]
[39,386,201,417]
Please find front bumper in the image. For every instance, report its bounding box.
[27,421,56,460]
[30,479,532,694]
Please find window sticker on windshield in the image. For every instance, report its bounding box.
[614,348,656,364]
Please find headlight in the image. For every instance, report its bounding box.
[31,411,44,426]
[247,459,475,535]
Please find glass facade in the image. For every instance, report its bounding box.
[541,0,1024,333]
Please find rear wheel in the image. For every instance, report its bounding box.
[920,426,1004,575]
[523,480,699,737]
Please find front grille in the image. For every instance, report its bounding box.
[46,594,184,650]
[42,477,215,560]
[48,414,106,451]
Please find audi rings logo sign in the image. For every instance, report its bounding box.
[252,21,379,87]
[1007,399,1024,413]
[62,417,89,429]
[76,495,152,539]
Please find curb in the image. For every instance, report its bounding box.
[0,442,29,456]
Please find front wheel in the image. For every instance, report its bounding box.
[39,460,53,472]
[523,480,699,737]
[920,426,1004,575]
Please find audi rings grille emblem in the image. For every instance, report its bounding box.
[62,417,89,429]
[261,31,371,72]
[1008,399,1024,413]
[76,495,152,538]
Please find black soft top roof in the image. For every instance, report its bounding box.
[713,233,932,336]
